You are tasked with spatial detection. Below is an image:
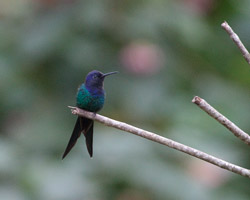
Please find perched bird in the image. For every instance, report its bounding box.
[62,70,118,159]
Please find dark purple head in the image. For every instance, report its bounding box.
[85,70,118,89]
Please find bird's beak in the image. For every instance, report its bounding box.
[102,71,118,78]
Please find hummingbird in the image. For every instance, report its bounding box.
[62,70,118,159]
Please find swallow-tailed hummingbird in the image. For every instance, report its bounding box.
[62,70,118,159]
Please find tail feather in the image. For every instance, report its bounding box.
[62,117,94,159]
[83,120,94,157]
[62,117,82,159]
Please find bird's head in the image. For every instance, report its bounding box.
[85,70,118,89]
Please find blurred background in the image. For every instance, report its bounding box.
[0,0,250,199]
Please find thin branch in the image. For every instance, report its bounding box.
[192,96,250,145]
[68,106,250,178]
[221,21,250,65]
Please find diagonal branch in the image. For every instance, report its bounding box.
[221,21,250,65]
[68,106,250,178]
[192,96,250,145]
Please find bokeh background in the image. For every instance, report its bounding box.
[0,0,250,199]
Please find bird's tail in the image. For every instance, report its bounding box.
[82,117,94,157]
[62,117,94,159]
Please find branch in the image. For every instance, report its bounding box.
[192,96,250,145]
[221,21,250,65]
[68,106,250,178]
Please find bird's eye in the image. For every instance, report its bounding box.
[93,75,97,79]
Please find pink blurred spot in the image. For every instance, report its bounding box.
[187,160,229,187]
[120,41,165,76]
[182,0,215,15]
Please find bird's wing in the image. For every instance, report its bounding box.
[62,117,82,159]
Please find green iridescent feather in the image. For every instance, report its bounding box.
[76,84,105,112]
